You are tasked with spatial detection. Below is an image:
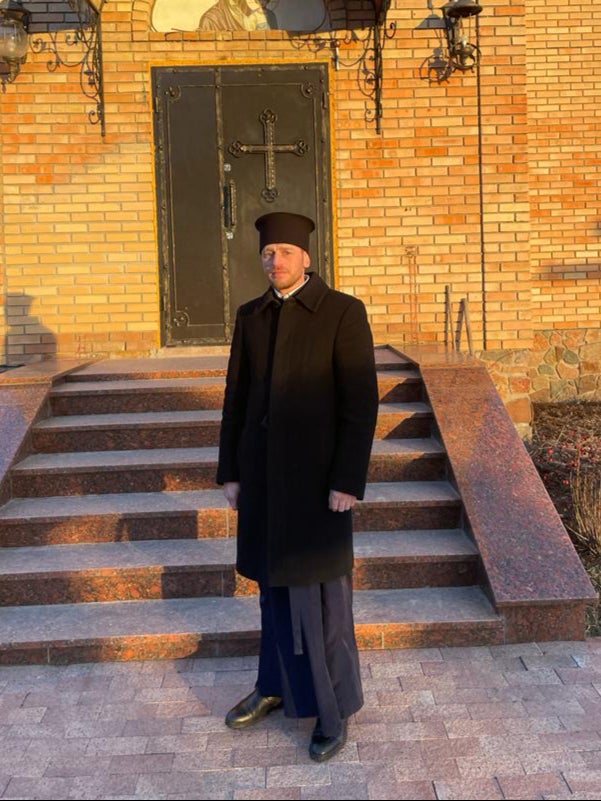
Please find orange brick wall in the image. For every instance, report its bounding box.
[0,0,598,365]
[526,1,601,330]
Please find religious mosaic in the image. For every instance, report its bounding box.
[150,0,332,33]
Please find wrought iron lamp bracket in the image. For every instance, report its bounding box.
[290,1,396,135]
[30,0,107,136]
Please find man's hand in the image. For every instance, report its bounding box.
[224,482,241,510]
[329,490,357,513]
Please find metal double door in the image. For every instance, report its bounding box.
[153,63,333,345]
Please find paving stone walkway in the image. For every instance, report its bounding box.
[1,640,601,800]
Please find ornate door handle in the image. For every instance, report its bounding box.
[223,180,237,237]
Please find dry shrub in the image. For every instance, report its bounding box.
[569,462,601,559]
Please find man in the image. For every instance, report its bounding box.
[216,212,379,762]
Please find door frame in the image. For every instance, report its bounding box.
[151,60,336,347]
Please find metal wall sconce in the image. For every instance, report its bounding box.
[441,0,482,72]
[0,1,107,136]
[0,0,30,83]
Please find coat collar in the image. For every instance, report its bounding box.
[253,272,329,314]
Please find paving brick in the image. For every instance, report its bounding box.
[383,780,437,800]
[456,753,526,779]
[502,717,566,735]
[42,704,104,724]
[557,769,601,793]
[2,775,74,799]
[300,782,368,800]
[173,749,233,771]
[145,733,209,753]
[161,670,216,689]
[412,703,471,721]
[468,701,528,720]
[434,777,503,799]
[580,751,601,769]
[504,669,564,686]
[1,707,47,725]
[123,717,182,736]
[234,790,300,800]
[267,764,331,787]
[353,704,418,725]
[135,767,266,796]
[232,746,300,768]
[394,757,461,783]
[44,754,112,777]
[108,751,175,774]
[85,735,148,755]
[557,668,601,685]
[25,737,90,758]
[498,772,572,800]
[69,774,140,799]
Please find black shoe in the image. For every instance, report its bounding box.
[308,718,348,762]
[225,688,282,729]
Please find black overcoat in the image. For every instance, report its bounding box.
[216,272,379,586]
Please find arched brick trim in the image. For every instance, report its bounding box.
[131,0,153,41]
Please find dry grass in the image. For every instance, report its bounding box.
[530,401,601,636]
[569,464,601,559]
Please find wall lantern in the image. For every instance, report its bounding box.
[0,0,30,83]
[441,0,482,72]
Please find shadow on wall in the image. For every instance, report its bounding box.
[2,293,57,369]
[536,263,601,283]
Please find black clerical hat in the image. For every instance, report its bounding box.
[255,212,315,253]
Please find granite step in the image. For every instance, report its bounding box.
[0,585,503,665]
[11,439,447,497]
[0,482,462,547]
[31,402,434,453]
[66,356,230,381]
[49,370,423,415]
[0,530,479,605]
[62,348,412,382]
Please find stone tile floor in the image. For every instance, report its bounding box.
[2,640,601,800]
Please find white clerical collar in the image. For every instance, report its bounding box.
[273,273,310,301]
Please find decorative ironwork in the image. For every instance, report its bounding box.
[173,310,190,328]
[30,0,106,135]
[289,2,396,134]
[300,81,316,98]
[228,108,309,203]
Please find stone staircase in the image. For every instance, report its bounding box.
[0,347,511,664]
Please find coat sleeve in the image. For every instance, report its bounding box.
[328,298,379,500]
[216,310,249,485]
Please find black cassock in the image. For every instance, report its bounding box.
[257,577,363,738]
[217,273,378,736]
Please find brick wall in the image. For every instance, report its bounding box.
[0,0,599,364]
[526,0,601,330]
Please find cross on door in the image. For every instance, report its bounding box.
[229,108,309,202]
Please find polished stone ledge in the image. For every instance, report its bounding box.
[0,358,96,386]
[389,343,479,369]
[394,351,597,630]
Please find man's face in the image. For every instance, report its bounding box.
[261,243,311,294]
